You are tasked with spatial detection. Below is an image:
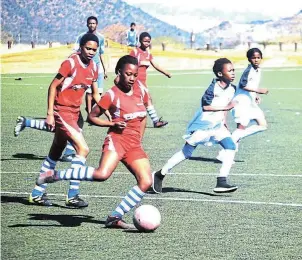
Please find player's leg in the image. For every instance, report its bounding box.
[14,116,50,136]
[29,129,67,206]
[145,93,168,128]
[152,130,208,193]
[214,127,238,193]
[105,148,151,229]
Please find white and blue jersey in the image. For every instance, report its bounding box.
[234,64,261,103]
[232,65,265,126]
[126,29,138,47]
[186,79,236,134]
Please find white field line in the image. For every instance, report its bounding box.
[1,171,302,177]
[1,191,301,208]
[2,67,302,79]
[1,83,302,90]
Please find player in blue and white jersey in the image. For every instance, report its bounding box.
[126,22,138,47]
[74,16,108,114]
[217,48,269,161]
[152,58,238,194]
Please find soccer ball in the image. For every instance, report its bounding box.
[133,204,161,232]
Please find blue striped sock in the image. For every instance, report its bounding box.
[32,157,57,197]
[146,105,159,124]
[68,155,86,198]
[27,118,48,131]
[111,186,145,218]
[57,166,95,181]
[64,141,75,156]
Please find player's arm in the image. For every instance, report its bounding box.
[46,73,65,131]
[242,85,268,94]
[150,60,171,78]
[203,103,235,112]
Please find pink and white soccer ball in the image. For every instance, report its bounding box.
[133,205,161,232]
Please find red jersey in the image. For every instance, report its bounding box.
[54,54,98,112]
[98,82,149,139]
[129,47,153,84]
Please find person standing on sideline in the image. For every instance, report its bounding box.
[29,33,101,207]
[126,22,138,47]
[216,48,269,162]
[130,32,171,128]
[152,58,238,194]
[74,16,108,114]
[36,55,153,229]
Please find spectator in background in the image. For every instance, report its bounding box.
[126,22,138,47]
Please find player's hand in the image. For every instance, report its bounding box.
[226,100,238,110]
[166,73,172,78]
[104,72,108,80]
[114,121,127,129]
[45,114,55,132]
[255,96,261,104]
[260,88,269,94]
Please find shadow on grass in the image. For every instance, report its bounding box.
[188,156,244,163]
[8,213,105,228]
[147,187,227,197]
[1,195,75,209]
[2,153,70,162]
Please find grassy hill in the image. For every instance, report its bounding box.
[1,0,190,44]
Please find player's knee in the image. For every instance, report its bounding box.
[219,137,236,150]
[182,143,196,158]
[138,174,152,192]
[92,169,110,182]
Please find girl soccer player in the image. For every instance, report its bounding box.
[130,32,171,128]
[217,48,269,161]
[29,33,101,207]
[36,55,153,229]
[152,58,238,194]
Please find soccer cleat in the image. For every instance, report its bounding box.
[152,170,165,194]
[61,154,76,162]
[105,215,135,229]
[36,170,57,185]
[65,195,88,208]
[29,193,52,206]
[14,116,26,137]
[154,117,168,128]
[213,177,238,193]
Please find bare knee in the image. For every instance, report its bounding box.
[92,168,111,182]
[137,174,152,192]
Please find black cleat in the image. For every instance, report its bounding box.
[65,195,88,208]
[213,177,238,193]
[152,170,165,194]
[29,193,52,206]
[105,216,135,229]
[154,117,168,128]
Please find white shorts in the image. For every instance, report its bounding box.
[183,125,231,146]
[232,95,265,126]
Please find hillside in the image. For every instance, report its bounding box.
[1,0,190,44]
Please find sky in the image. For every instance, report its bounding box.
[124,0,301,18]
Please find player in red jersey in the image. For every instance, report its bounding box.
[29,33,101,208]
[36,55,153,230]
[130,32,171,128]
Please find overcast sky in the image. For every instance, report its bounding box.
[124,0,301,18]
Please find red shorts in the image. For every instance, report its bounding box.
[102,133,148,165]
[54,110,81,139]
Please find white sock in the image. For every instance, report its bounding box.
[161,150,186,175]
[219,150,235,177]
[232,129,245,143]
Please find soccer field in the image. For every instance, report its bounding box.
[1,69,302,260]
